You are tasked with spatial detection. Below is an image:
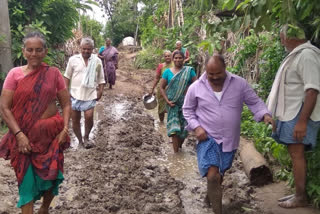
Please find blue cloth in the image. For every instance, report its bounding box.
[98,46,105,54]
[272,112,320,150]
[197,137,236,177]
[162,67,196,84]
[71,97,96,111]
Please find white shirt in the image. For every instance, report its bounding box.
[64,54,105,101]
[213,91,222,101]
[283,44,320,121]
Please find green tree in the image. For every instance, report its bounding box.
[98,0,142,46]
[8,0,93,65]
[80,15,104,48]
[222,0,320,46]
[9,0,79,46]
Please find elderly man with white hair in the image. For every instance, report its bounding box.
[173,40,190,64]
[64,38,105,148]
[267,25,320,208]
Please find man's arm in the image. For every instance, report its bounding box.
[294,50,320,141]
[96,60,106,101]
[64,58,73,90]
[243,80,275,128]
[183,84,207,141]
[294,89,318,142]
[96,84,104,101]
[64,77,70,90]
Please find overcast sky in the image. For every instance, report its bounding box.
[86,4,107,25]
[85,2,146,26]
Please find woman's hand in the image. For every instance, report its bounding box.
[56,128,68,145]
[167,100,175,107]
[149,89,154,96]
[16,132,32,154]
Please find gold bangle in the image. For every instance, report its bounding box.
[63,127,69,134]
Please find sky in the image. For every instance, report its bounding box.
[86,2,146,26]
[86,4,107,25]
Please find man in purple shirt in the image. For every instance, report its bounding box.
[183,54,274,214]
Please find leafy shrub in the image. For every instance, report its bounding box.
[134,47,163,69]
[258,35,285,100]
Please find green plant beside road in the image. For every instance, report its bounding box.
[229,32,320,207]
[241,105,320,208]
[134,47,163,69]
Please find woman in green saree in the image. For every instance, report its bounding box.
[149,50,173,122]
[160,51,197,153]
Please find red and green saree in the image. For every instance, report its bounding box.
[0,63,70,207]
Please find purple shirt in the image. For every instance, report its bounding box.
[183,71,270,152]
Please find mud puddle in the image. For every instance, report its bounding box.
[145,107,264,214]
[0,48,268,214]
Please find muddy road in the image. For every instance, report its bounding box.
[1,47,319,214]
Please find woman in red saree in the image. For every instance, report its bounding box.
[0,32,71,214]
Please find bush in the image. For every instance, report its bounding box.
[134,47,163,69]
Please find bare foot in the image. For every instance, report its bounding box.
[38,206,48,214]
[278,195,308,208]
[278,194,294,202]
[83,138,94,149]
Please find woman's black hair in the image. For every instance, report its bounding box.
[172,50,185,59]
[23,31,47,48]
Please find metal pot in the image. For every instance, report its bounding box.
[143,94,157,110]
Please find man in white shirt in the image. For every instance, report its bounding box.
[267,25,320,208]
[64,38,105,148]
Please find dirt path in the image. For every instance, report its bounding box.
[0,47,319,214]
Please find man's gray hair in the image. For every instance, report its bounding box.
[176,40,182,45]
[163,50,171,55]
[80,37,94,47]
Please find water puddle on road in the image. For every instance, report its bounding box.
[110,101,129,121]
[145,108,212,214]
[67,98,211,213]
[69,103,104,149]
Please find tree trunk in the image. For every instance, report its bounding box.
[239,137,273,186]
[168,0,175,28]
[0,0,13,93]
[196,15,208,78]
[176,0,184,27]
[134,22,139,46]
[176,0,181,27]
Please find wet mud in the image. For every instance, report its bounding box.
[2,47,318,214]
